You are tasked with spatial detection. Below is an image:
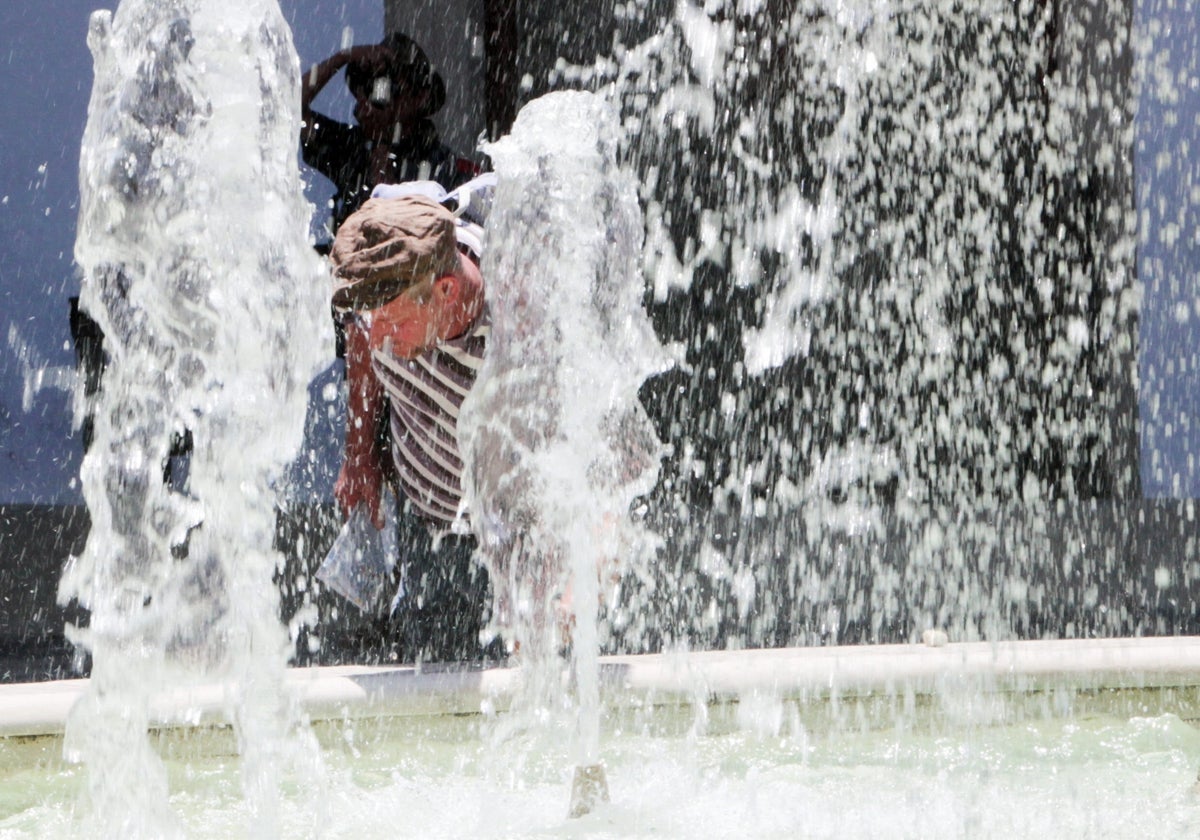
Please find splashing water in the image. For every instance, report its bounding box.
[548,0,1143,648]
[462,91,672,762]
[63,1,329,834]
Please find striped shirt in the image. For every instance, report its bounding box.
[371,313,489,526]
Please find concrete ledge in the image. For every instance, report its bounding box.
[4,636,1200,738]
[603,635,1200,696]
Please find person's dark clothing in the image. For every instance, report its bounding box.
[346,514,497,664]
[302,116,475,233]
[391,522,492,663]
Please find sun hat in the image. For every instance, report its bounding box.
[330,196,459,311]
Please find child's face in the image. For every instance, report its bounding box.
[365,285,441,360]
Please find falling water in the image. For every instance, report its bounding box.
[63,0,328,834]
[539,0,1143,650]
[462,91,671,767]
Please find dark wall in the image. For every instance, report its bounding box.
[0,505,88,681]
[3,497,1198,681]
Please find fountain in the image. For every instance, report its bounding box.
[583,0,1146,648]
[57,0,330,834]
[2,0,1200,835]
[462,88,671,813]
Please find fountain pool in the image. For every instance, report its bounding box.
[5,713,1199,837]
[4,639,1200,836]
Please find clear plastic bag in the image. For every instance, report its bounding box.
[316,490,399,614]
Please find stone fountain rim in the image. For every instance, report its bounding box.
[3,636,1199,739]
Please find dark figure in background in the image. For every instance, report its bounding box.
[301,32,478,239]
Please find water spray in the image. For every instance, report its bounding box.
[66,0,329,832]
[462,89,671,817]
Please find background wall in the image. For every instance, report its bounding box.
[0,2,97,505]
[1136,0,1200,498]
[0,1,386,507]
[385,0,487,158]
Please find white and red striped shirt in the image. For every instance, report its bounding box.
[371,312,489,526]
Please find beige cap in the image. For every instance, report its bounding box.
[330,196,459,311]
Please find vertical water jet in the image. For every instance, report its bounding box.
[64,1,329,833]
[463,89,671,814]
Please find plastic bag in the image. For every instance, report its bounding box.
[316,490,399,614]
